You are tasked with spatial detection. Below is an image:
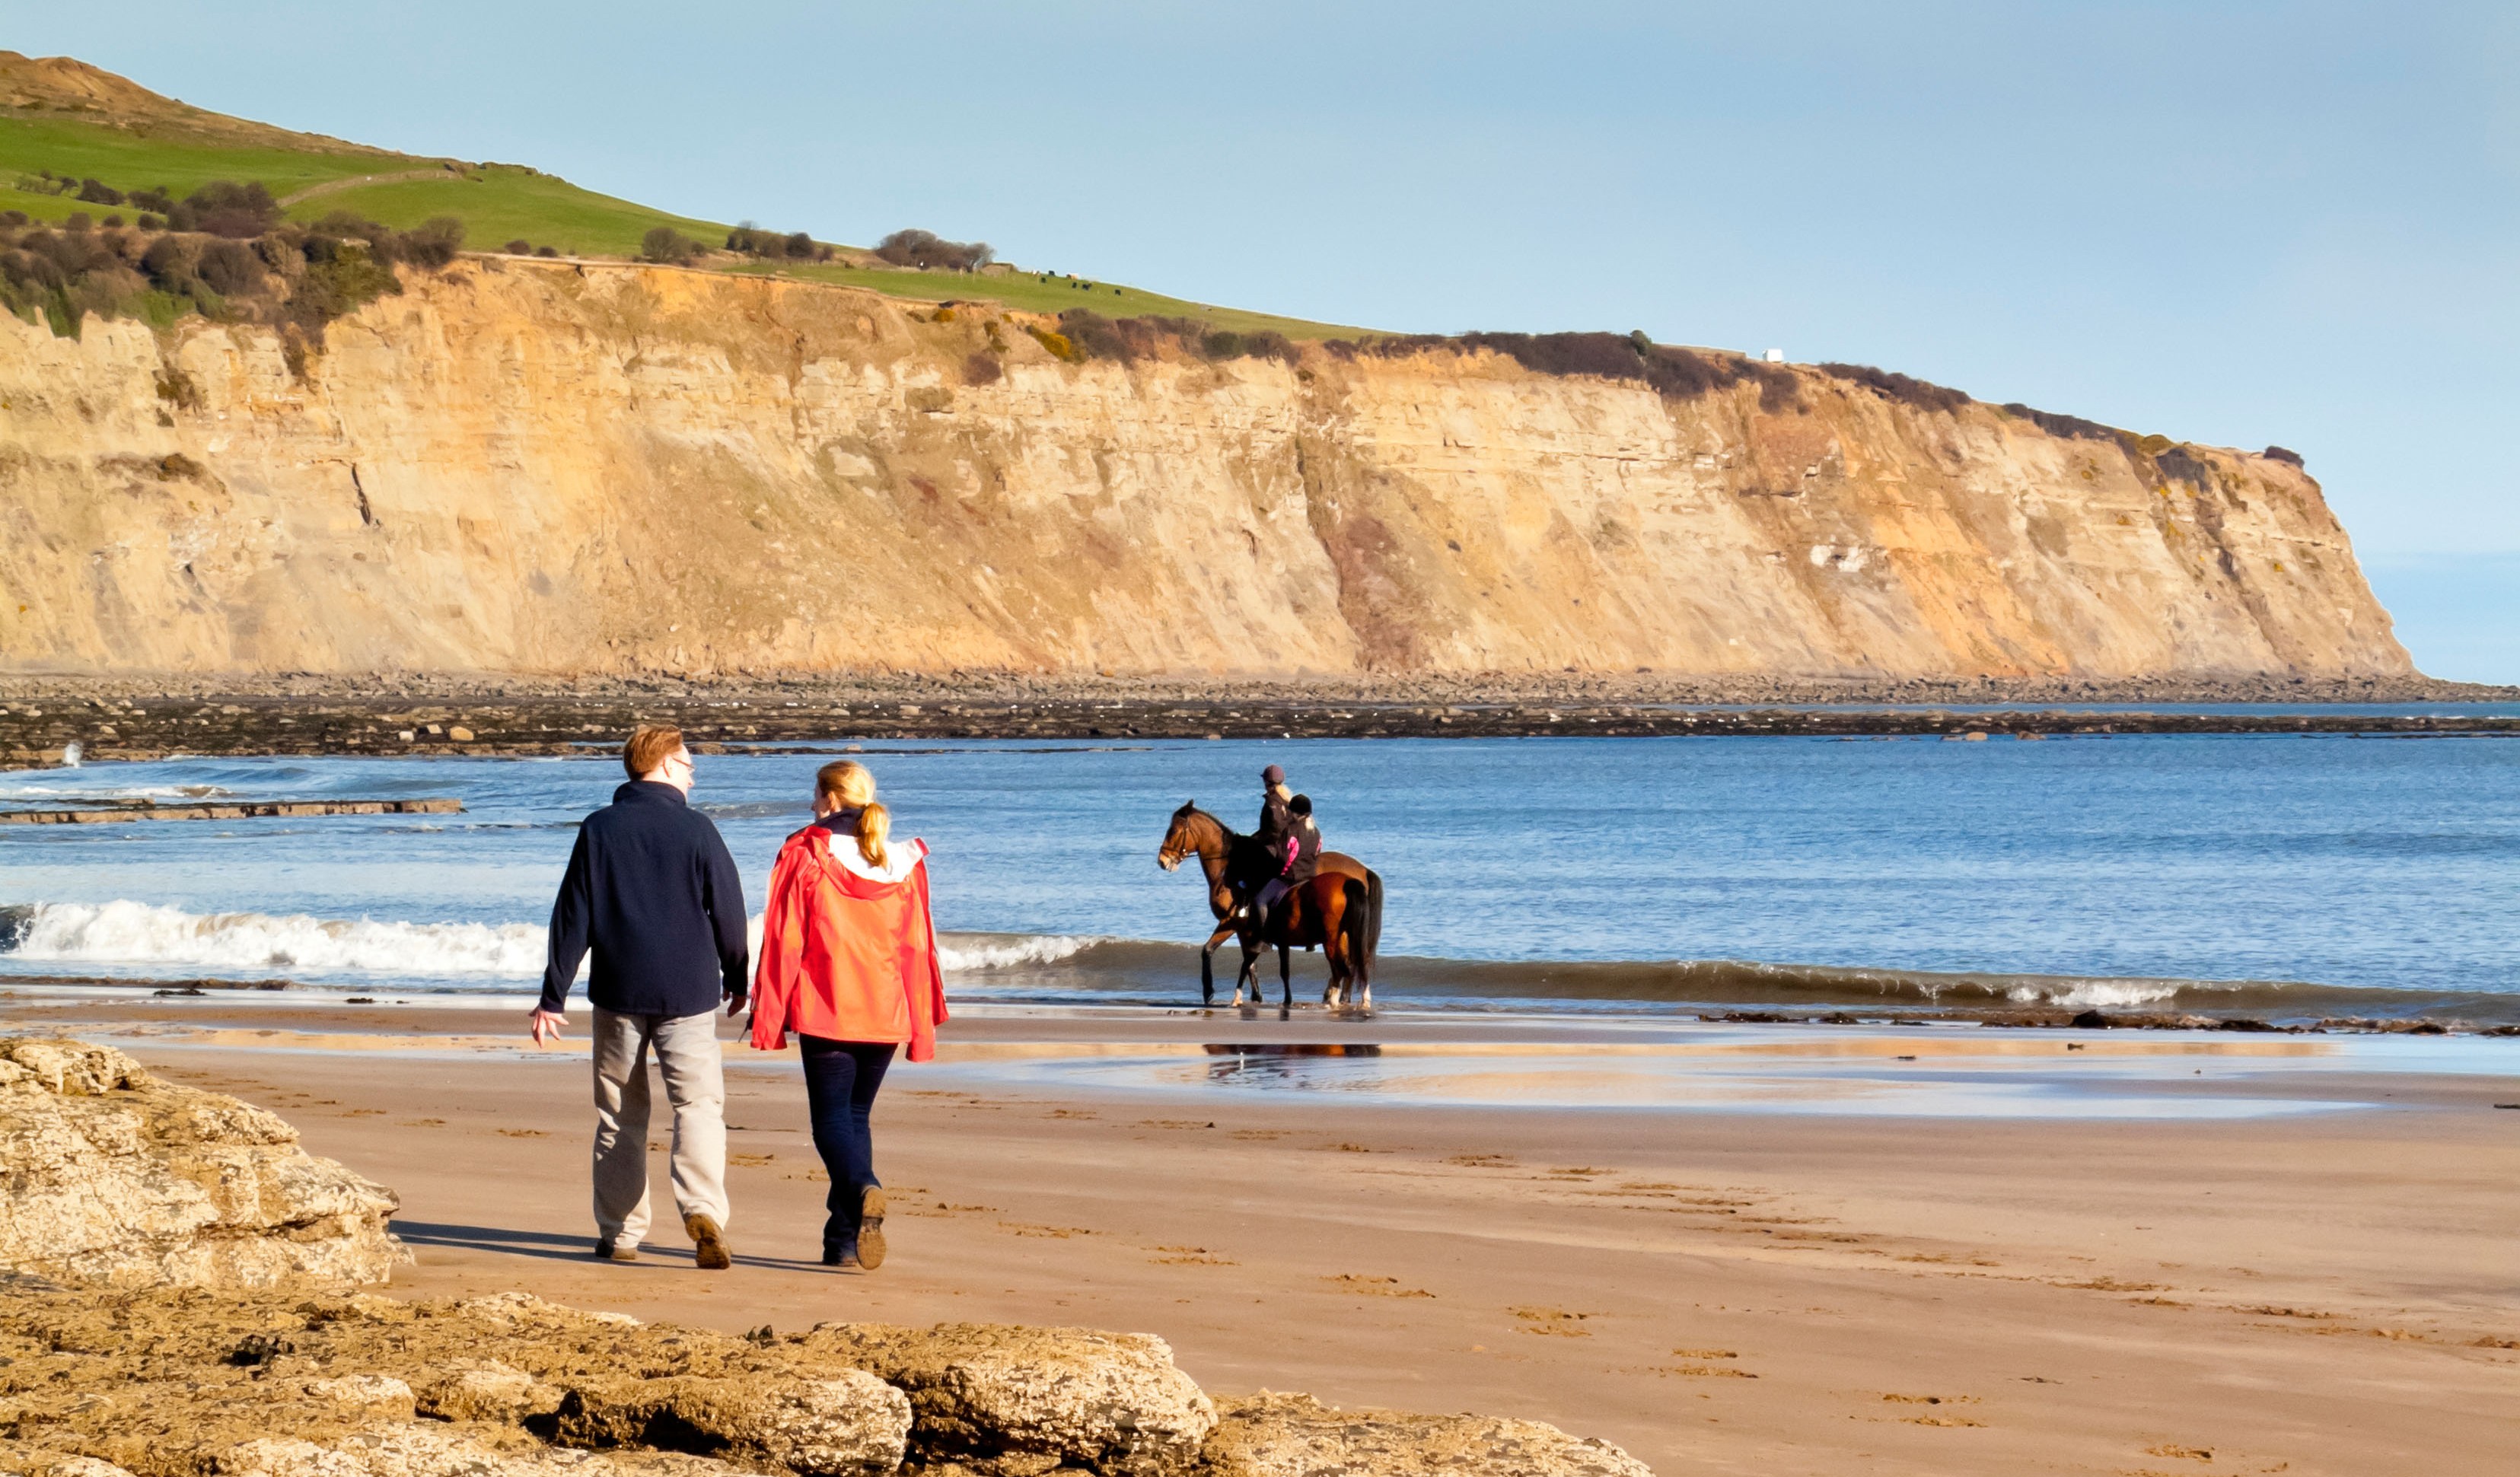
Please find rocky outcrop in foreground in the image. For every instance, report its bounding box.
[0,1038,405,1289]
[0,1289,1652,1477]
[0,1046,1644,1473]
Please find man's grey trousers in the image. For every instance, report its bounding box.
[591,1007,729,1249]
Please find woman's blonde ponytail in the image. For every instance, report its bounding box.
[815,759,877,811]
[857,802,892,870]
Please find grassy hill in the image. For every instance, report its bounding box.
[0,51,1364,339]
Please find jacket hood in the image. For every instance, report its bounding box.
[792,824,927,885]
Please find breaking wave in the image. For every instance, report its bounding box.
[0,899,543,977]
[0,899,1102,985]
[2,899,2511,1027]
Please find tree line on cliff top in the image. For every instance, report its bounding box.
[0,177,464,363]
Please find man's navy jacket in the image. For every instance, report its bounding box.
[540,780,749,1017]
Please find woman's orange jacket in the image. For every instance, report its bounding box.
[750,824,948,1060]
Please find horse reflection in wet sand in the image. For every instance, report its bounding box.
[1157,803,1382,1011]
[1203,1042,1384,1084]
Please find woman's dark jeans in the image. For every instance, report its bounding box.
[798,1037,896,1256]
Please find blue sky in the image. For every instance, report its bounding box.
[16,2,2515,679]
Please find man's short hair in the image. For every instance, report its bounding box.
[623,724,686,779]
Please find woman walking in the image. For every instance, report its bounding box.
[750,761,948,1268]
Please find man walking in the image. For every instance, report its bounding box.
[532,724,748,1269]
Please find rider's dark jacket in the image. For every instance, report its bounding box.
[1250,791,1293,887]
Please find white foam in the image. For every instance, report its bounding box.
[936,933,1101,972]
[2008,980,2185,1009]
[5,899,546,977]
[5,900,1100,985]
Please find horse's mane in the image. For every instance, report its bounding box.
[1173,802,1242,842]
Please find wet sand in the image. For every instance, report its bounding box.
[11,995,2518,1475]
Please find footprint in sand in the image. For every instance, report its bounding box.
[1508,1306,1592,1336]
[1152,1246,1238,1265]
[1881,1393,1984,1425]
[1656,1348,1755,1378]
[1324,1275,1433,1298]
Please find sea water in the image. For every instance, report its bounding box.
[2,734,2515,1022]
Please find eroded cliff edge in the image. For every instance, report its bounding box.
[0,259,2409,680]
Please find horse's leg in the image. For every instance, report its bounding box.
[1325,905,1350,1009]
[1359,872,1380,1013]
[1235,937,1260,1007]
[1279,944,1293,1010]
[1352,918,1371,1013]
[1202,922,1243,1007]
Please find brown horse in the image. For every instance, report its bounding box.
[1157,803,1382,1011]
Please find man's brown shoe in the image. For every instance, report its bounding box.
[855,1188,887,1270]
[684,1212,732,1270]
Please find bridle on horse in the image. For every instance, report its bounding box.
[1158,810,1222,872]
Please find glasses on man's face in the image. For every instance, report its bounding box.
[666,751,694,777]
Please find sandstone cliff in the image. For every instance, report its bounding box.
[0,260,2407,680]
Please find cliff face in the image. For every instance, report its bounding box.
[0,260,2407,680]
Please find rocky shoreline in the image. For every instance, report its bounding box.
[0,1036,1652,1477]
[2,673,2514,768]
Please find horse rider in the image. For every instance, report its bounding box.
[1247,769,1321,936]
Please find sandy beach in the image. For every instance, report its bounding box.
[5,991,2512,1475]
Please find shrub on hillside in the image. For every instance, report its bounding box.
[194,239,263,297]
[535,245,559,257]
[875,228,993,272]
[640,227,702,264]
[77,177,123,205]
[1997,402,2119,443]
[397,216,466,269]
[725,224,832,261]
[1818,361,1970,413]
[964,352,1003,386]
[1239,329,1298,362]
[1025,324,1077,361]
[505,239,532,255]
[0,199,467,347]
[1054,309,1135,361]
[1350,329,1801,410]
[169,181,282,238]
[2263,444,2304,466]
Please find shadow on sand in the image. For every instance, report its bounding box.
[388,1220,851,1274]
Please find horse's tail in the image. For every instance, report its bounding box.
[1334,877,1368,983]
[1359,870,1383,974]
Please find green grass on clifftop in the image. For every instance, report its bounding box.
[719,259,1368,339]
[1,97,1367,338]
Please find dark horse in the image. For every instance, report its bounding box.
[1158,803,1382,1010]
